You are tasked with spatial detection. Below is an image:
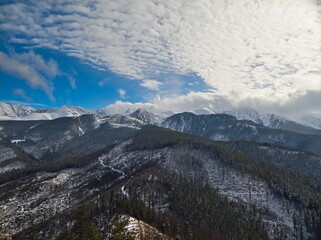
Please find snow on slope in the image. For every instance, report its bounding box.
[0,102,110,120]
[21,105,94,120]
[1,101,320,131]
[224,108,292,128]
[119,215,172,240]
[0,102,34,119]
[129,109,158,124]
[127,108,172,124]
[298,115,321,130]
[224,108,321,132]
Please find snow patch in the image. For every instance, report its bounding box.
[11,139,26,143]
[78,126,85,136]
[47,171,73,186]
[211,134,228,141]
[110,123,140,129]
[98,156,108,168]
[121,185,129,197]
[93,118,103,129]
[0,161,25,173]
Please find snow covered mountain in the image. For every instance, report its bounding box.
[129,109,163,124]
[298,115,321,130]
[0,102,34,119]
[0,102,109,120]
[162,112,321,155]
[223,108,321,134]
[20,105,95,120]
[1,102,320,133]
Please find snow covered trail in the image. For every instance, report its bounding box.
[121,185,129,197]
[109,165,125,178]
[98,156,107,168]
[120,176,133,197]
[98,154,125,178]
[97,149,131,197]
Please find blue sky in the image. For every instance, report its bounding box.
[0,0,320,118]
[0,41,149,109]
[0,40,208,110]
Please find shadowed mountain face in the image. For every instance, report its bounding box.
[163,112,321,155]
[0,115,320,240]
[224,108,321,134]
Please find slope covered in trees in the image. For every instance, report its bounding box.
[1,125,320,239]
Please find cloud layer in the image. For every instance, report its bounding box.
[13,88,32,101]
[0,51,58,101]
[105,89,321,120]
[1,0,320,116]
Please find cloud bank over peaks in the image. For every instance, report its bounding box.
[105,89,321,120]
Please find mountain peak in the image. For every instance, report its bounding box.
[130,108,157,124]
[0,101,34,119]
[0,101,320,132]
[298,115,321,130]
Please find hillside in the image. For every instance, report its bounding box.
[0,123,320,239]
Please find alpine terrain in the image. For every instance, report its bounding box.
[0,102,320,240]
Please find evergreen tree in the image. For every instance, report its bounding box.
[111,217,135,240]
[88,226,104,240]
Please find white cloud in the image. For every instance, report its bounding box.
[1,0,320,115]
[98,77,111,87]
[13,88,32,101]
[105,91,232,114]
[235,90,321,120]
[0,51,56,101]
[118,89,126,98]
[0,50,78,100]
[140,80,162,90]
[67,76,77,89]
[98,80,106,86]
[105,90,321,119]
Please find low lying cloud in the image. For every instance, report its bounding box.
[105,91,232,114]
[236,90,321,120]
[105,90,321,119]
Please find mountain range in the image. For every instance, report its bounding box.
[1,101,320,132]
[0,101,321,239]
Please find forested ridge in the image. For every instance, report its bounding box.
[1,126,321,239]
